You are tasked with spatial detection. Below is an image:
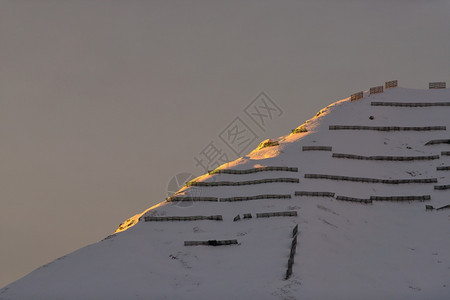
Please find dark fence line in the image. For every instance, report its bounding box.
[429,82,446,89]
[233,214,252,221]
[329,125,446,131]
[437,205,450,211]
[166,196,218,202]
[294,191,335,197]
[208,166,298,175]
[370,86,384,94]
[426,204,450,211]
[434,185,450,190]
[332,153,440,161]
[385,80,398,89]
[302,146,332,151]
[184,240,238,246]
[187,178,299,187]
[442,151,450,156]
[372,102,450,107]
[437,166,450,171]
[285,225,298,280]
[144,215,223,222]
[292,224,298,238]
[168,194,294,202]
[304,174,437,184]
[219,194,291,202]
[351,91,363,101]
[256,211,298,218]
[336,196,372,204]
[425,139,450,145]
[426,205,434,211]
[370,195,431,201]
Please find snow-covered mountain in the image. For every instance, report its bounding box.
[2,84,450,300]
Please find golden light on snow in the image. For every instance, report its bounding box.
[115,201,166,233]
[248,145,280,160]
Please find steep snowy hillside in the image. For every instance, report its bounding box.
[2,84,450,299]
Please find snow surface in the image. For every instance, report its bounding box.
[1,87,450,299]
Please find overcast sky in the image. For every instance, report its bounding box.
[1,0,449,287]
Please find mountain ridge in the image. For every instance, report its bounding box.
[2,85,450,299]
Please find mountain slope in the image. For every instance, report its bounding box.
[2,86,450,299]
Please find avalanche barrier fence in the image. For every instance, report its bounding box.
[335,196,372,204]
[370,195,431,201]
[294,191,335,197]
[425,139,450,145]
[184,240,238,246]
[329,125,446,131]
[437,166,450,171]
[256,211,298,218]
[285,224,298,280]
[166,196,218,202]
[187,178,299,187]
[332,153,440,161]
[304,174,437,184]
[434,185,450,190]
[208,166,298,175]
[144,215,223,222]
[371,102,450,107]
[219,194,291,202]
[302,146,332,151]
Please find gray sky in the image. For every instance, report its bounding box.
[1,0,449,287]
